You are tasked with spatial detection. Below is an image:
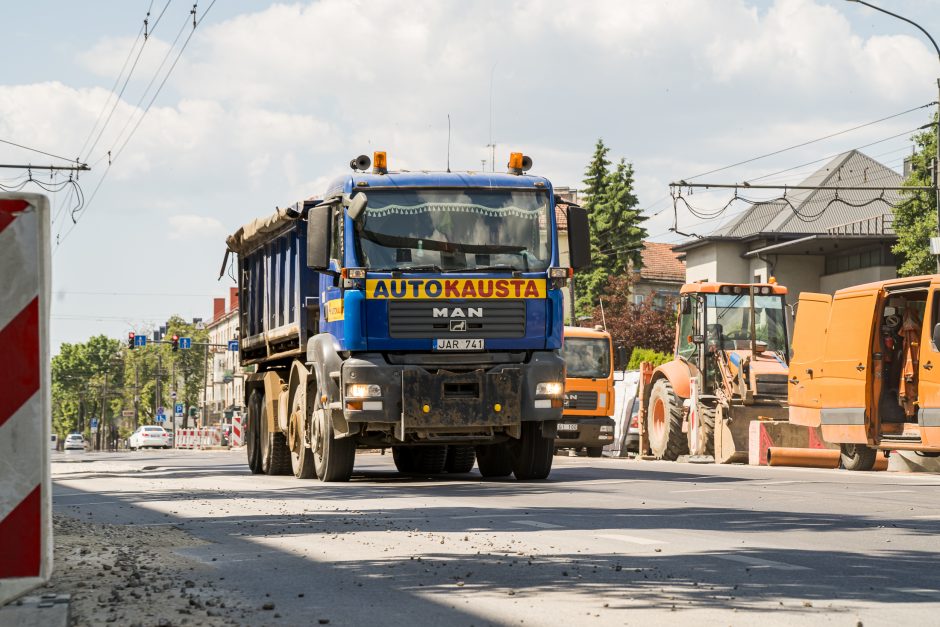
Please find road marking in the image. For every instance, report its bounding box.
[670,488,732,494]
[911,514,940,519]
[888,587,940,601]
[510,520,564,529]
[713,555,809,571]
[597,533,665,546]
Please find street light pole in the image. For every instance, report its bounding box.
[846,0,940,268]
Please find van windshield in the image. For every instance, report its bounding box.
[563,337,611,379]
[704,294,788,355]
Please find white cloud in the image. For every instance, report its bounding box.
[167,214,226,240]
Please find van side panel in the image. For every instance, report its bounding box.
[817,290,877,444]
[788,293,832,427]
[917,284,940,447]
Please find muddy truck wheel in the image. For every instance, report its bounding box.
[260,399,291,476]
[246,391,263,474]
[392,446,415,473]
[289,391,316,479]
[444,445,476,473]
[647,378,688,461]
[510,421,554,480]
[475,443,513,478]
[688,402,716,457]
[840,443,877,471]
[393,446,447,475]
[312,408,355,482]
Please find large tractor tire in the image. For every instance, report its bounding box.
[510,421,555,480]
[840,443,877,471]
[647,378,688,461]
[475,443,513,478]
[393,446,448,475]
[444,445,476,473]
[246,391,263,474]
[289,389,316,479]
[260,399,291,476]
[312,408,355,482]
[688,402,716,457]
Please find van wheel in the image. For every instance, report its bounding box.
[840,443,877,471]
[647,378,689,461]
[444,445,476,473]
[476,443,513,478]
[688,402,716,457]
[312,409,355,482]
[246,391,263,474]
[260,399,291,476]
[510,421,554,480]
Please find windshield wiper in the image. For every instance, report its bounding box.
[718,294,744,319]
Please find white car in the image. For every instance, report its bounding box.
[129,425,171,450]
[63,433,85,451]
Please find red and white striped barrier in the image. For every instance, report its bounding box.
[231,415,243,447]
[175,427,223,449]
[0,194,52,604]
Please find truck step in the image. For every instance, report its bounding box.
[328,402,343,411]
[329,371,341,380]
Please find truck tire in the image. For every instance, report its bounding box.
[647,378,688,461]
[444,445,476,473]
[392,446,416,473]
[510,421,554,480]
[260,399,291,476]
[393,446,447,475]
[840,443,877,471]
[290,392,316,479]
[475,443,513,478]
[313,409,355,482]
[585,446,603,458]
[688,402,716,457]
[246,391,263,474]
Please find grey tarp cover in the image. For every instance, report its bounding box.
[225,206,298,254]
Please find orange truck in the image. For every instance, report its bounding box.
[638,282,792,463]
[789,274,940,469]
[555,326,616,456]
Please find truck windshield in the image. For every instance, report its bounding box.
[704,293,787,354]
[355,189,551,272]
[563,337,611,379]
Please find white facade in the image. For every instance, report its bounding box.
[205,302,243,427]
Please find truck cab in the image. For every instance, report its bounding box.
[555,326,615,456]
[789,274,940,469]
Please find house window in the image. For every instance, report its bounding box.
[825,246,896,275]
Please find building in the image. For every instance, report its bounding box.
[632,241,685,308]
[675,150,901,305]
[204,288,244,428]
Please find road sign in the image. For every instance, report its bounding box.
[134,334,147,347]
[155,415,165,423]
[228,339,239,352]
[171,391,177,399]
[179,337,192,350]
[175,403,184,417]
[122,410,134,418]
[90,419,98,429]
[157,406,164,415]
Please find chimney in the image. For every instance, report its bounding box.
[229,287,239,312]
[213,298,225,321]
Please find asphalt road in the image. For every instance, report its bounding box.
[50,449,940,626]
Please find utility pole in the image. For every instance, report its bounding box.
[97,372,109,452]
[154,353,162,424]
[133,362,140,431]
[201,342,209,428]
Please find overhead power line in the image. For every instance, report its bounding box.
[0,137,88,167]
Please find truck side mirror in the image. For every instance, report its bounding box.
[306,203,332,270]
[347,193,368,222]
[566,205,592,271]
[933,322,940,350]
[616,346,629,369]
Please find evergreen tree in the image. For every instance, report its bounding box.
[893,113,939,276]
[575,144,648,314]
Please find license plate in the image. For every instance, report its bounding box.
[557,423,578,431]
[434,338,484,351]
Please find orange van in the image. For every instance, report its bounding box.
[789,275,940,469]
[555,326,615,456]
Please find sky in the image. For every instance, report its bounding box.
[2,0,939,351]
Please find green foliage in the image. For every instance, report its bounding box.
[591,274,677,363]
[627,347,672,370]
[576,139,648,315]
[893,113,938,277]
[51,335,124,439]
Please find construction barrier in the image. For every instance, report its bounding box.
[0,194,52,605]
[175,427,223,449]
[748,419,832,465]
[230,415,244,447]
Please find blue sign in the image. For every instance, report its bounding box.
[228,340,239,352]
[179,337,192,350]
[174,403,184,417]
[155,414,165,423]
[90,418,99,429]
[134,334,147,347]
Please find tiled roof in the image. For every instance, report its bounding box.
[555,204,569,229]
[639,241,685,282]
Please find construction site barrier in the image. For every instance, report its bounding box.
[230,416,244,447]
[0,194,53,604]
[175,427,223,449]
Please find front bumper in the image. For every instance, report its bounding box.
[554,416,616,448]
[340,351,565,429]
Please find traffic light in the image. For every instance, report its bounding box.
[171,334,180,351]
[128,331,135,350]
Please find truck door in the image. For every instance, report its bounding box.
[818,290,878,444]
[917,283,940,447]
[788,293,831,427]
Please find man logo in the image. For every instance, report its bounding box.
[449,319,468,332]
[432,307,482,318]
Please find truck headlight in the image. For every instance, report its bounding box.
[536,382,564,397]
[600,425,614,433]
[347,383,381,398]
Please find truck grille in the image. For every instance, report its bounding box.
[388,300,526,339]
[564,391,597,410]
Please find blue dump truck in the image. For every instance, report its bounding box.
[223,151,590,481]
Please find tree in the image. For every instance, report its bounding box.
[51,335,124,439]
[590,274,676,361]
[893,113,938,276]
[576,140,648,314]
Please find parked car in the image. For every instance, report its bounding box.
[129,425,171,450]
[624,397,641,454]
[63,433,85,451]
[605,370,641,457]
